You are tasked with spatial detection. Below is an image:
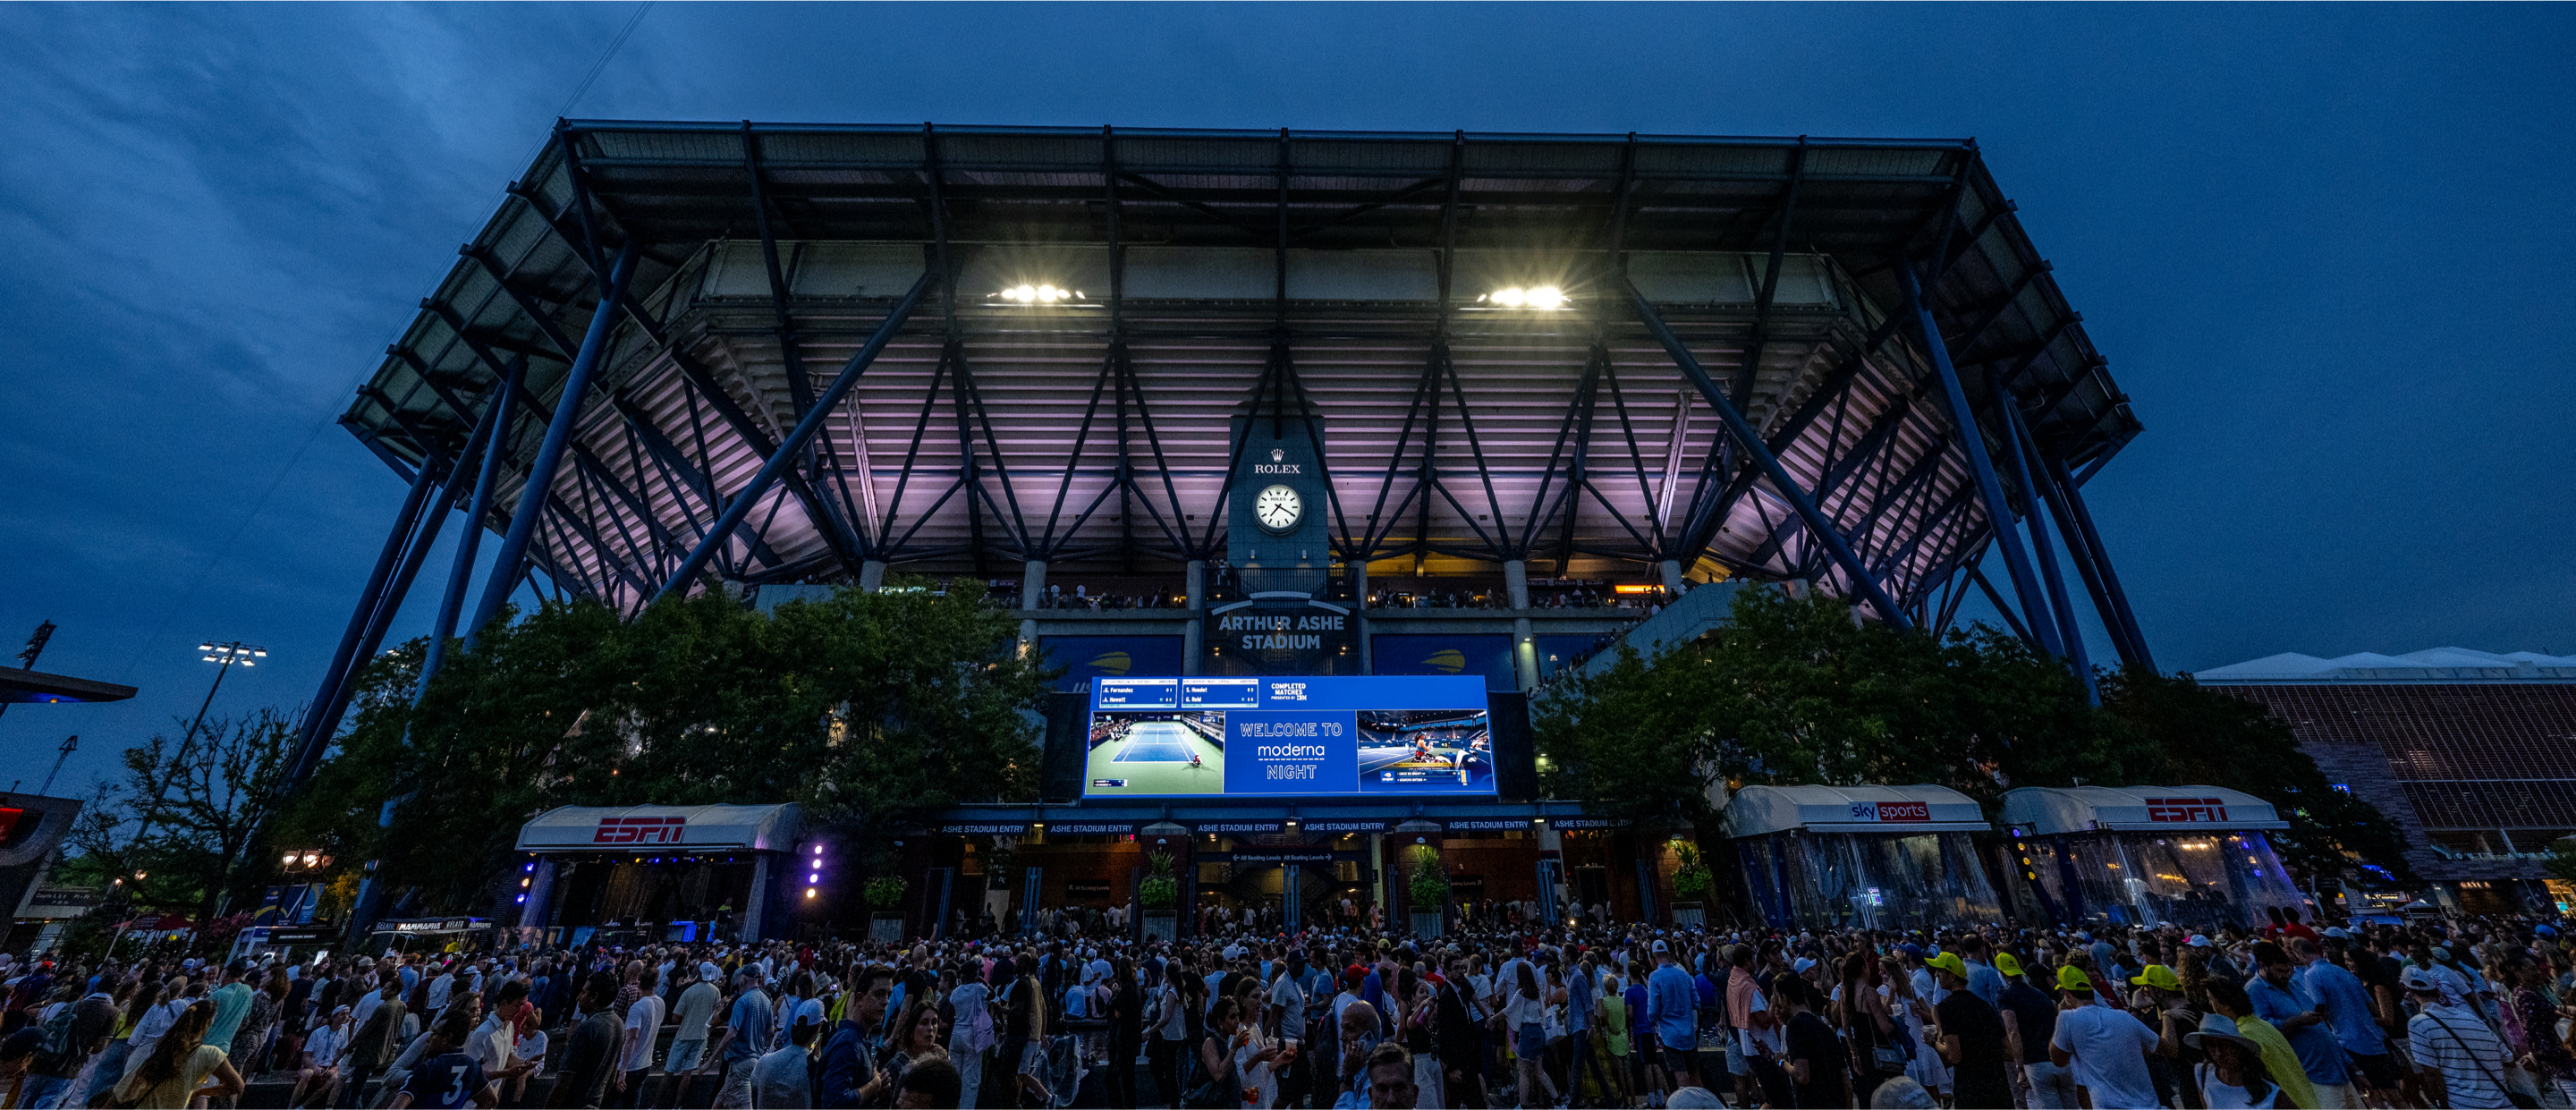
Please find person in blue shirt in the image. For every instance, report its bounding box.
[1958,934,2006,1006]
[2249,940,2351,1100]
[2298,936,2402,1102]
[387,1019,494,1109]
[705,968,772,1108]
[1644,942,1700,1091]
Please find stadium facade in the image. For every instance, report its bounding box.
[314,123,2162,936]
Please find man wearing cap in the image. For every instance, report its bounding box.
[2400,964,2511,1109]
[2123,964,2195,1110]
[1998,953,2073,1109]
[1925,952,2013,1109]
[2048,965,2174,1109]
[2250,940,2353,1106]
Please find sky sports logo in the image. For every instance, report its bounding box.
[2145,797,2230,823]
[594,815,685,843]
[1849,801,1929,822]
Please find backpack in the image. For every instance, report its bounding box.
[31,1001,80,1073]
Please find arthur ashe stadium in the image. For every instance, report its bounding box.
[301,123,2174,941]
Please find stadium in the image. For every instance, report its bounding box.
[308,122,2170,937]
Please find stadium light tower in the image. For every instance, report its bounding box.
[127,640,266,851]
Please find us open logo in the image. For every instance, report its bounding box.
[594,815,685,844]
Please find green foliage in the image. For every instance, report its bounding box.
[2547,845,2576,885]
[1139,850,1178,910]
[865,875,911,909]
[286,580,1048,915]
[1535,587,2157,826]
[1405,843,1448,908]
[1670,842,1714,902]
[1535,585,2414,883]
[2099,666,2416,882]
[66,708,301,921]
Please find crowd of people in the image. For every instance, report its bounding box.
[0,908,2563,1109]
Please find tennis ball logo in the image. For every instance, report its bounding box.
[1423,648,1465,674]
[1087,650,1133,675]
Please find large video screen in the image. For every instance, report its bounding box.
[1082,675,1495,799]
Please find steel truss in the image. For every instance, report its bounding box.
[306,123,2152,758]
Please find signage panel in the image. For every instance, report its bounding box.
[1082,675,1493,799]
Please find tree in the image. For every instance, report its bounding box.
[284,579,1050,917]
[64,708,298,922]
[1534,583,2414,885]
[1535,586,2161,829]
[2100,666,2415,882]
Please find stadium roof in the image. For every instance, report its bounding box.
[2197,647,2576,684]
[336,123,2140,624]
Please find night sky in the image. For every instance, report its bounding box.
[4,4,2571,794]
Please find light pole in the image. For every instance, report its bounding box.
[127,641,267,852]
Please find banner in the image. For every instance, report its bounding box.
[1229,849,1337,866]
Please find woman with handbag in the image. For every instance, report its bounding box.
[1835,953,1901,1105]
[1187,997,1265,1110]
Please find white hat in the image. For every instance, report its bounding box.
[2184,935,2213,948]
[2400,966,2443,993]
[1651,940,1669,953]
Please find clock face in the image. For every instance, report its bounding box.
[1253,484,1303,534]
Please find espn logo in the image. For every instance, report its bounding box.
[594,816,685,844]
[1848,801,1930,822]
[2145,797,2229,823]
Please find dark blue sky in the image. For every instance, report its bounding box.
[4,4,2571,793]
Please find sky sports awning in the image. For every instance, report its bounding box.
[2000,785,2288,835]
[515,803,802,853]
[1719,783,1991,836]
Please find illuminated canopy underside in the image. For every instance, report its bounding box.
[341,123,2137,614]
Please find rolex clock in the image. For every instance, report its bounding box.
[1253,484,1303,534]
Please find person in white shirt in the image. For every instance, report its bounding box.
[292,1004,352,1106]
[618,967,666,1104]
[2047,966,2173,1110]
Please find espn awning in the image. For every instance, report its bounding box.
[515,803,802,853]
[1999,785,2288,835]
[1719,784,1990,836]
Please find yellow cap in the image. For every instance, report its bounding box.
[2057,965,2095,993]
[1924,952,1969,979]
[1995,953,2024,978]
[2130,964,2182,992]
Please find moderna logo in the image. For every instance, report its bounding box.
[595,816,685,843]
[2146,797,2229,823]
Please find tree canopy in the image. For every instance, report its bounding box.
[280,580,1048,915]
[1533,585,2410,881]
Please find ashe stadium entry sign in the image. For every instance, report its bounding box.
[1080,675,1493,799]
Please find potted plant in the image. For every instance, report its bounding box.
[1670,841,1712,927]
[866,873,909,941]
[1139,851,1180,941]
[1405,843,1448,939]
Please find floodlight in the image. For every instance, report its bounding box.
[1012,284,1037,301]
[1526,286,1565,309]
[1493,287,1526,307]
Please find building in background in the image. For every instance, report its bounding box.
[2201,648,2576,915]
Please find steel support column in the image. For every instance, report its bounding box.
[1996,398,2097,699]
[1626,284,1911,628]
[417,363,521,696]
[2044,453,2156,672]
[466,242,638,640]
[656,271,936,599]
[1893,262,2062,656]
[290,449,445,773]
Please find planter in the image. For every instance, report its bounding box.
[1671,901,1707,928]
[1410,910,1444,939]
[1143,911,1176,942]
[869,912,906,943]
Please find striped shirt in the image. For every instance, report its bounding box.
[2407,1003,2510,1109]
